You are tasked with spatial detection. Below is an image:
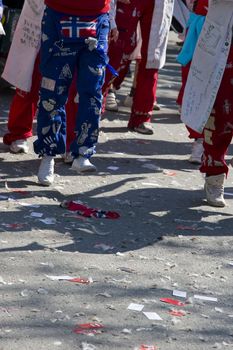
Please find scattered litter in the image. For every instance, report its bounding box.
[0,276,7,285]
[224,192,233,196]
[119,267,136,273]
[96,292,112,298]
[171,317,182,325]
[20,289,33,297]
[173,290,187,299]
[163,170,177,176]
[214,307,223,313]
[135,346,157,350]
[127,303,144,312]
[143,312,163,321]
[46,275,92,284]
[30,212,43,218]
[194,295,218,302]
[176,225,198,231]
[169,310,186,317]
[116,252,125,256]
[18,202,40,208]
[160,298,185,306]
[0,195,8,199]
[39,218,57,225]
[141,182,159,187]
[40,262,54,268]
[142,164,162,171]
[94,244,114,251]
[2,223,25,229]
[61,200,120,219]
[107,166,119,171]
[73,323,104,335]
[53,341,62,346]
[68,277,93,285]
[122,328,132,334]
[228,261,233,266]
[81,342,97,350]
[46,275,73,281]
[37,288,49,295]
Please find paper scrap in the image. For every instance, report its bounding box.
[30,212,43,218]
[68,277,93,285]
[169,310,186,317]
[73,323,104,335]
[46,275,74,281]
[173,290,187,298]
[143,312,163,321]
[127,303,144,312]
[194,295,218,302]
[81,342,97,350]
[39,218,56,225]
[107,166,119,171]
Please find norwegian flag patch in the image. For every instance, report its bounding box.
[60,16,97,39]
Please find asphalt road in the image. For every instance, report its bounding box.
[0,34,233,350]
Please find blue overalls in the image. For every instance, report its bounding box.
[33,6,110,158]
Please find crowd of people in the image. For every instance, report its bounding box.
[0,0,232,209]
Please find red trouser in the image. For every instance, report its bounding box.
[3,55,41,145]
[3,55,77,151]
[103,0,158,128]
[200,46,233,177]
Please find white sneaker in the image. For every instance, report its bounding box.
[105,91,118,111]
[71,156,97,173]
[204,174,226,207]
[37,156,55,186]
[10,139,29,154]
[153,103,161,111]
[188,139,204,164]
[123,94,133,108]
[62,152,74,164]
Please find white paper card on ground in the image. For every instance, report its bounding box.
[143,312,163,321]
[30,212,43,218]
[173,290,187,298]
[127,303,144,312]
[194,295,218,302]
[46,275,74,281]
[107,166,119,171]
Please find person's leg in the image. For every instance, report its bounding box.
[200,47,233,207]
[186,126,204,164]
[177,63,190,107]
[128,0,158,134]
[102,1,139,113]
[71,14,110,173]
[33,8,77,185]
[3,54,41,152]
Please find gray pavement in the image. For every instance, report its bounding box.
[0,34,233,350]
